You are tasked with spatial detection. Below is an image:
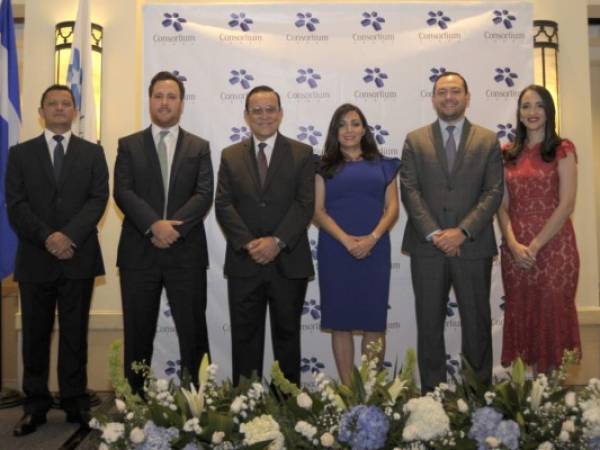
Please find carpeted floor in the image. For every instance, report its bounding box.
[0,391,113,450]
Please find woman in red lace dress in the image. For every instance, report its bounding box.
[498,84,580,373]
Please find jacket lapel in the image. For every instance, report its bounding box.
[242,137,262,194]
[431,121,450,178]
[143,127,166,205]
[169,127,186,193]
[36,134,56,187]
[57,135,82,190]
[262,134,287,192]
[451,119,472,177]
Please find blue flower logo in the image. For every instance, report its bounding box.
[229,126,251,142]
[296,68,321,89]
[301,356,325,373]
[499,295,506,311]
[302,299,321,320]
[368,125,390,145]
[497,124,516,143]
[171,70,187,83]
[162,12,187,32]
[295,12,319,32]
[361,11,386,32]
[494,67,518,87]
[363,67,388,89]
[310,239,318,260]
[297,126,323,146]
[163,306,172,318]
[446,354,460,376]
[427,11,451,30]
[493,10,516,29]
[164,359,181,378]
[446,300,459,317]
[228,12,253,32]
[429,67,447,83]
[229,69,254,90]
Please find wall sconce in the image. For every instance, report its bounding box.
[533,20,559,131]
[54,21,103,136]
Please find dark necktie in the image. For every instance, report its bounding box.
[445,125,457,171]
[53,135,65,181]
[257,142,268,186]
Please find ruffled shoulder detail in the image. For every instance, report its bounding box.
[380,157,401,185]
[556,139,577,163]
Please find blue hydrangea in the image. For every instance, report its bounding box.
[495,420,520,450]
[589,436,600,450]
[468,407,503,446]
[338,405,389,450]
[136,421,180,450]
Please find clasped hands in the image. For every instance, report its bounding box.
[509,241,538,271]
[150,220,182,249]
[245,237,280,265]
[343,234,377,259]
[432,228,466,257]
[45,232,75,259]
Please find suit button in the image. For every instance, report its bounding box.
[259,202,266,207]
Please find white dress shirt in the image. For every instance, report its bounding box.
[44,129,72,164]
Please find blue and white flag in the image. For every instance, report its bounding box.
[67,0,97,142]
[0,0,20,280]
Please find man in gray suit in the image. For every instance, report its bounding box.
[400,72,503,393]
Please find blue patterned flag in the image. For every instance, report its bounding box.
[67,0,97,142]
[0,0,20,280]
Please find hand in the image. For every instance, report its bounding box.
[348,234,377,259]
[509,242,536,270]
[247,237,280,265]
[150,220,183,248]
[45,232,75,259]
[433,228,466,256]
[341,235,360,254]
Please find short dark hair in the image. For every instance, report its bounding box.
[433,71,469,95]
[148,71,185,99]
[40,84,76,108]
[244,85,281,112]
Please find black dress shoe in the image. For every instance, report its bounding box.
[13,413,47,437]
[66,410,91,428]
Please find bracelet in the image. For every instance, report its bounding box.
[371,231,380,241]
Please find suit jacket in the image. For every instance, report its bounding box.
[215,134,315,279]
[114,127,213,270]
[5,134,108,282]
[400,119,503,259]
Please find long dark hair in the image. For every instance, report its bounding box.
[504,84,562,163]
[319,103,381,178]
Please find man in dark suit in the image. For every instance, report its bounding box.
[215,85,314,385]
[400,72,503,393]
[114,71,213,394]
[5,85,108,436]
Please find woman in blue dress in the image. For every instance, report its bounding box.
[314,103,400,385]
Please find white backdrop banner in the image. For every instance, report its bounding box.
[143,2,533,385]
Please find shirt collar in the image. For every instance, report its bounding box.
[438,117,466,136]
[253,132,277,152]
[44,129,72,148]
[151,123,179,141]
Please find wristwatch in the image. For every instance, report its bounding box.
[274,237,286,249]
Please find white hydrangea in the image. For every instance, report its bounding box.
[457,399,469,413]
[580,397,600,440]
[565,391,577,408]
[230,396,246,414]
[183,417,202,434]
[296,392,313,409]
[295,420,317,439]
[115,398,127,412]
[402,396,450,442]
[101,422,125,444]
[212,431,225,444]
[240,414,285,450]
[155,378,169,392]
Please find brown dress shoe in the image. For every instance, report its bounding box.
[13,413,47,437]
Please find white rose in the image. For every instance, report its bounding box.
[565,392,577,408]
[212,431,225,444]
[126,412,134,420]
[484,391,496,405]
[155,379,169,392]
[559,430,570,442]
[457,399,469,413]
[320,432,335,447]
[230,396,245,414]
[296,392,313,409]
[129,427,145,444]
[485,436,500,448]
[101,422,125,444]
[115,398,127,412]
[562,419,576,433]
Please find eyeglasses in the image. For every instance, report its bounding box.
[247,106,280,117]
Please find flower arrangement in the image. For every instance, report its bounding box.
[93,343,599,450]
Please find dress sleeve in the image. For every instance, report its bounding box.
[556,139,577,163]
[381,157,401,185]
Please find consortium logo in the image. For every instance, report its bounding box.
[419,10,461,42]
[420,67,447,98]
[369,124,399,156]
[353,11,394,43]
[354,67,397,101]
[219,68,254,103]
[287,68,331,101]
[220,12,263,44]
[484,9,526,41]
[229,125,251,143]
[171,70,196,101]
[297,125,323,146]
[486,67,520,99]
[496,123,516,144]
[153,12,196,44]
[287,11,329,43]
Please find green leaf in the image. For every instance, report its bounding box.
[271,361,301,396]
